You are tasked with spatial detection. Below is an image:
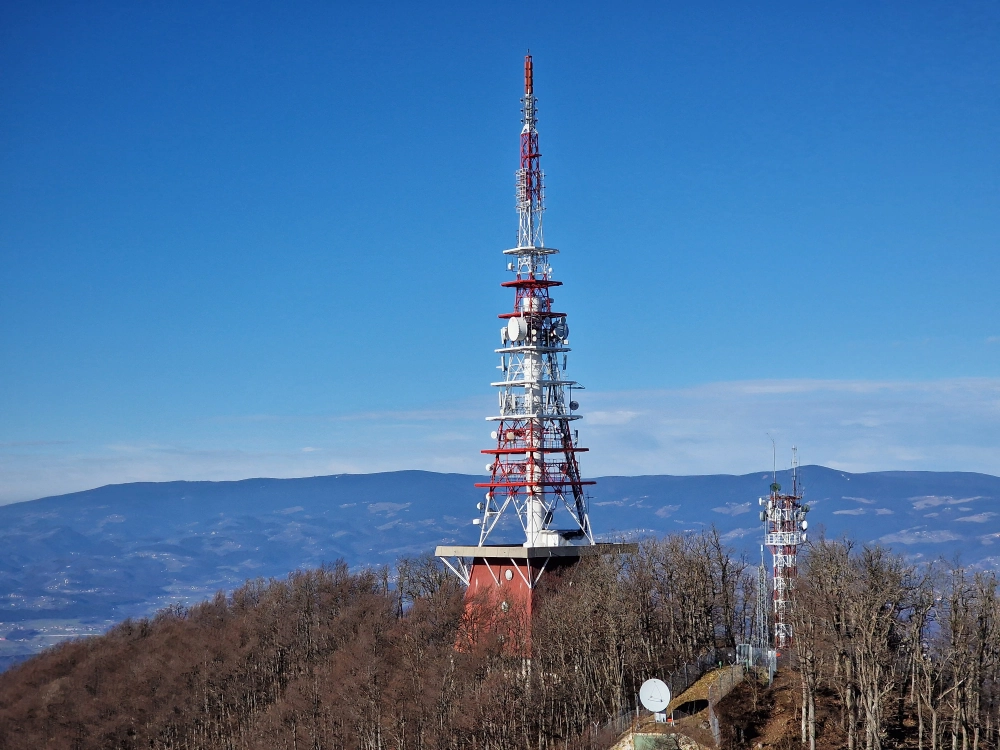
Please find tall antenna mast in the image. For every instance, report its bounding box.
[474,53,592,547]
[435,55,634,648]
[791,445,798,497]
[517,52,544,249]
[768,433,776,485]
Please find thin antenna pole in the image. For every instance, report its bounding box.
[792,446,798,496]
[517,53,543,249]
[767,433,776,485]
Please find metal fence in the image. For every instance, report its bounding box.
[735,643,777,684]
[707,664,746,747]
[585,648,736,746]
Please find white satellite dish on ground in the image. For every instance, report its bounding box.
[639,678,671,713]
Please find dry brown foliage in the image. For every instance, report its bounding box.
[0,530,751,750]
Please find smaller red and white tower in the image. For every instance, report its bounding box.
[760,448,808,649]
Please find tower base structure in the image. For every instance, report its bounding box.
[436,543,637,649]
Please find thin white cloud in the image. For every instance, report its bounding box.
[4,377,1000,504]
[913,496,984,510]
[712,502,751,516]
[880,528,963,545]
[580,379,1000,480]
[956,513,998,523]
[721,527,758,542]
[368,502,411,514]
[655,504,681,518]
[912,496,954,510]
[587,411,640,426]
[0,440,73,447]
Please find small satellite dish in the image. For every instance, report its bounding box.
[639,679,671,713]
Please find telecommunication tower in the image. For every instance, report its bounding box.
[477,52,593,549]
[758,448,808,649]
[737,546,776,679]
[752,548,771,655]
[437,55,633,631]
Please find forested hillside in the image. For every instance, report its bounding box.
[1,532,997,750]
[0,532,747,749]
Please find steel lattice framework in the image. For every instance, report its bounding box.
[752,551,771,655]
[473,54,594,548]
[760,449,808,648]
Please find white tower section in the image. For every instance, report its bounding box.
[474,54,594,548]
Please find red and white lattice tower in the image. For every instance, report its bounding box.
[760,448,808,649]
[476,52,594,549]
[437,55,632,631]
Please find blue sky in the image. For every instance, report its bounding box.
[1,1,998,502]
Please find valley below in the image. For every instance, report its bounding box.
[1,466,997,668]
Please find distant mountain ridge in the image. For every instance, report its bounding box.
[0,466,998,668]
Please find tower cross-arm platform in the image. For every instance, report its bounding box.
[435,542,636,561]
[436,543,637,614]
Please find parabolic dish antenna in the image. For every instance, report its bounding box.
[639,678,671,713]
